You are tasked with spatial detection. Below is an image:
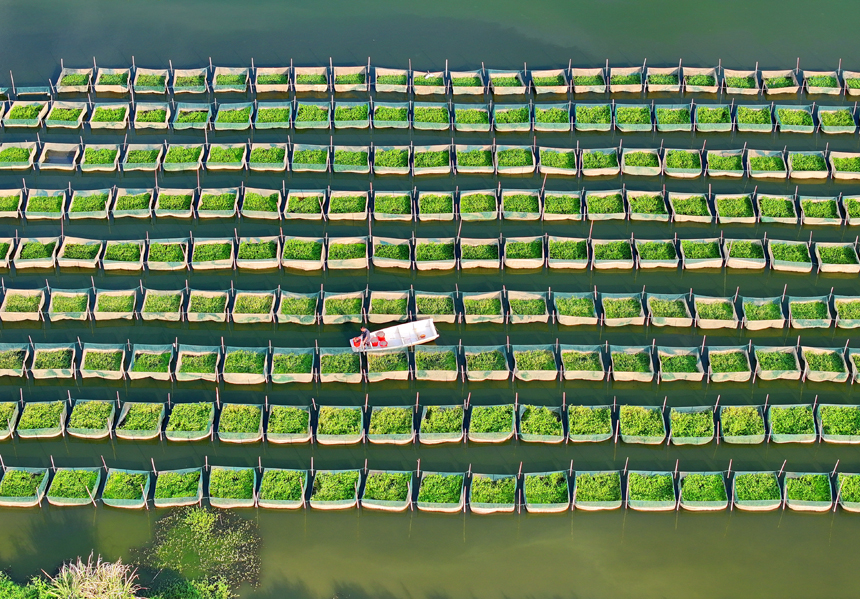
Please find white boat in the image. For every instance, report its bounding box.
[350,319,439,352]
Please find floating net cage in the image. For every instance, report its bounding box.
[0,467,50,507]
[326,236,368,269]
[374,67,409,94]
[614,103,652,133]
[456,144,495,175]
[801,346,849,383]
[416,471,465,513]
[767,240,812,273]
[461,291,504,324]
[275,292,318,326]
[373,145,410,175]
[185,289,229,322]
[241,186,282,218]
[293,66,328,93]
[755,347,802,382]
[678,471,728,512]
[327,190,368,221]
[322,290,364,325]
[658,347,705,384]
[0,189,22,217]
[69,187,112,218]
[684,66,719,93]
[255,66,290,93]
[732,471,782,511]
[173,102,211,131]
[645,293,692,327]
[469,473,517,514]
[560,345,605,382]
[102,239,144,272]
[816,404,860,444]
[253,105,292,133]
[373,191,413,221]
[835,295,860,329]
[819,112,857,136]
[175,344,221,383]
[495,144,535,175]
[153,467,204,508]
[333,101,370,130]
[413,145,452,176]
[102,468,151,510]
[501,189,542,221]
[512,344,558,382]
[25,190,67,219]
[723,238,766,270]
[575,103,611,132]
[134,102,171,130]
[788,152,828,181]
[718,404,765,444]
[308,469,361,510]
[127,344,174,382]
[669,191,713,224]
[361,470,413,512]
[418,405,464,444]
[45,101,87,129]
[715,193,755,224]
[599,292,645,327]
[547,237,588,270]
[723,68,760,95]
[668,405,714,445]
[838,473,860,512]
[487,69,526,95]
[222,348,268,385]
[145,237,188,272]
[367,406,415,444]
[619,405,665,444]
[767,404,816,443]
[518,405,564,444]
[367,290,410,324]
[372,236,411,270]
[56,67,92,93]
[122,145,163,173]
[318,348,362,384]
[414,290,457,323]
[140,288,184,322]
[747,149,785,177]
[707,345,753,383]
[468,404,515,443]
[155,187,195,219]
[787,295,832,329]
[0,287,45,322]
[3,101,49,128]
[231,290,276,324]
[663,148,702,179]
[741,296,784,331]
[281,235,325,271]
[567,405,613,442]
[571,67,606,94]
[459,189,498,221]
[626,470,677,512]
[622,150,661,177]
[538,147,577,176]
[333,65,368,93]
[164,402,215,442]
[190,237,234,271]
[783,472,832,513]
[266,405,312,443]
[504,237,544,269]
[115,401,166,440]
[554,291,598,325]
[573,470,623,511]
[647,65,681,93]
[30,343,76,381]
[775,103,814,134]
[366,348,410,383]
[493,103,530,133]
[87,104,128,131]
[507,290,549,324]
[762,69,800,95]
[134,67,169,94]
[208,466,257,509]
[591,238,634,270]
[294,102,330,131]
[815,242,860,274]
[172,67,208,94]
[197,187,240,218]
[46,467,101,507]
[693,294,738,330]
[67,399,116,439]
[257,469,307,509]
[800,196,842,226]
[609,66,643,94]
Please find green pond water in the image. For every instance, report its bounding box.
[1,0,860,597]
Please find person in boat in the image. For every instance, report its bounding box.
[359,326,371,348]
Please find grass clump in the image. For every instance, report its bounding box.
[721,406,764,436]
[268,406,309,434]
[470,405,513,434]
[755,351,798,372]
[759,403,807,441]
[167,403,212,431]
[465,350,506,371]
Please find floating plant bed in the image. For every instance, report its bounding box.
[518,405,563,443]
[206,145,246,171]
[788,151,828,180]
[413,145,451,176]
[366,349,410,383]
[600,293,645,326]
[241,187,282,218]
[574,471,622,510]
[757,194,796,224]
[368,406,414,444]
[769,405,817,445]
[367,291,410,324]
[68,399,115,439]
[47,468,101,507]
[45,101,87,128]
[361,470,412,512]
[176,346,221,383]
[627,471,676,511]
[468,404,515,443]
[493,104,530,132]
[658,347,704,382]
[581,148,619,176]
[419,405,464,444]
[222,348,268,386]
[318,348,362,384]
[512,346,558,381]
[621,149,660,177]
[768,240,812,272]
[538,147,576,176]
[213,66,249,92]
[788,296,831,329]
[818,107,856,135]
[208,466,257,509]
[412,70,446,95]
[609,67,643,93]
[172,67,208,93]
[647,67,681,92]
[414,346,459,382]
[165,402,215,441]
[258,469,306,509]
[267,406,312,443]
[715,193,755,224]
[454,104,490,132]
[414,103,450,131]
[719,405,765,443]
[417,472,465,512]
[567,404,612,441]
[80,344,126,380]
[17,400,67,438]
[469,473,516,514]
[127,345,174,383]
[775,104,814,133]
[534,103,570,131]
[115,402,166,440]
[293,66,328,92]
[270,348,315,383]
[317,406,363,445]
[801,346,848,383]
[733,471,781,511]
[102,469,150,510]
[756,348,802,381]
[414,291,457,322]
[695,104,732,132]
[784,472,832,512]
[800,196,841,226]
[464,346,509,382]
[553,293,597,324]
[153,468,203,508]
[614,103,651,132]
[30,344,76,380]
[817,404,860,444]
[679,472,728,511]
[680,239,722,269]
[762,70,799,94]
[591,239,634,269]
[618,405,664,443]
[669,406,713,444]
[628,192,668,222]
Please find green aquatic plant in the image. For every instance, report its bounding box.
[136,108,167,123]
[421,406,463,433]
[48,469,99,499]
[329,195,366,214]
[628,472,674,502]
[555,296,595,316]
[544,194,580,214]
[192,243,232,262]
[520,406,562,436]
[744,300,782,321]
[625,152,659,168]
[535,106,568,123]
[494,106,529,124]
[820,406,860,436]
[414,150,450,168]
[777,108,813,126]
[296,73,327,85]
[243,192,279,212]
[576,472,621,502]
[363,472,410,502]
[3,293,42,313]
[586,193,623,214]
[456,108,489,124]
[18,401,64,429]
[0,147,29,162]
[19,241,55,259]
[615,106,650,124]
[619,405,663,436]
[418,474,463,504]
[311,471,360,501]
[686,74,716,86]
[164,146,202,164]
[728,241,764,259]
[765,75,794,88]
[603,297,642,319]
[188,294,227,314]
[272,352,313,374]
[540,150,576,169]
[375,149,409,168]
[681,474,726,502]
[770,242,810,263]
[118,403,163,430]
[593,241,632,261]
[148,243,185,263]
[268,406,310,433]
[102,471,148,501]
[237,241,277,261]
[790,153,827,171]
[804,350,845,373]
[471,476,515,504]
[415,349,457,371]
[681,240,720,259]
[167,402,213,431]
[256,108,290,124]
[786,474,831,502]
[334,104,369,121]
[568,406,612,434]
[720,406,764,436]
[562,351,603,372]
[370,297,408,314]
[96,293,135,313]
[716,196,753,218]
[375,194,411,214]
[414,106,449,123]
[70,192,109,212]
[581,150,617,169]
[696,106,730,123]
[509,298,546,315]
[223,351,266,374]
[801,198,838,219]
[48,107,83,122]
[51,294,89,312]
[637,242,676,261]
[69,401,113,429]
[755,351,798,372]
[8,103,44,119]
[124,149,160,165]
[612,352,652,373]
[325,297,362,315]
[734,472,780,501]
[670,408,712,437]
[514,349,556,371]
[833,156,860,172]
[820,110,853,127]
[374,243,410,261]
[576,104,611,123]
[216,106,252,123]
[295,104,329,122]
[463,296,502,314]
[327,242,366,261]
[610,73,642,85]
[790,300,828,320]
[737,106,771,124]
[656,107,690,124]
[465,350,507,371]
[506,239,542,259]
[0,469,45,498]
[503,194,539,213]
[104,242,141,262]
[233,294,274,314]
[665,150,701,169]
[32,350,73,370]
[178,351,218,374]
[209,468,255,500]
[369,407,412,435]
[131,352,171,373]
[320,353,360,374]
[708,154,743,171]
[366,351,409,373]
[470,405,513,433]
[27,194,63,212]
[671,195,709,216]
[460,193,495,213]
[769,405,813,435]
[333,150,368,166]
[83,350,123,371]
[416,295,455,314]
[458,149,493,167]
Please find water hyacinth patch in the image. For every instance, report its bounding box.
[665,150,701,170]
[721,406,764,436]
[575,104,611,124]
[83,349,124,371]
[544,195,580,215]
[153,470,200,500]
[167,403,213,432]
[681,474,727,502]
[790,153,827,171]
[418,474,463,504]
[770,242,810,263]
[628,472,674,502]
[755,351,798,373]
[465,350,507,372]
[540,150,576,169]
[471,476,515,504]
[581,150,618,169]
[734,472,780,501]
[318,406,362,436]
[69,401,113,429]
[415,348,457,371]
[320,352,360,374]
[593,241,632,261]
[369,407,412,435]
[18,401,64,429]
[131,351,171,373]
[271,352,313,374]
[670,409,713,437]
[576,472,621,502]
[555,295,595,316]
[414,106,449,123]
[786,474,831,502]
[268,406,310,434]
[615,106,651,124]
[118,403,164,430]
[470,405,513,434]
[620,406,663,437]
[421,406,463,434]
[819,406,860,436]
[737,106,771,124]
[415,295,455,315]
[612,352,652,373]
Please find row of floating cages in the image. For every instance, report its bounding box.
[3,184,860,226]
[35,57,860,97]
[0,459,856,514]
[8,98,860,135]
[1,335,858,385]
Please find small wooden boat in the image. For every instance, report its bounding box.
[350,319,439,352]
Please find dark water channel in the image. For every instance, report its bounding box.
[0,0,860,597]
